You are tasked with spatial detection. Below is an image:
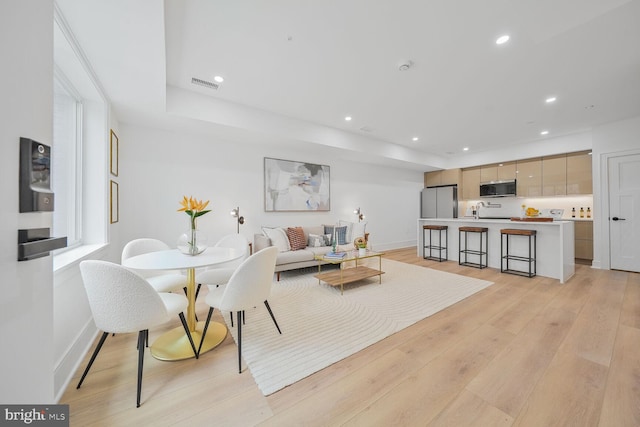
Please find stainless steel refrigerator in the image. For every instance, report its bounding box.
[420,185,458,218]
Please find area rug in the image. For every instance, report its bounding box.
[222,259,494,395]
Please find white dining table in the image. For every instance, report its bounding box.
[122,246,242,361]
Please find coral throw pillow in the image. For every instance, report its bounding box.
[287,227,307,251]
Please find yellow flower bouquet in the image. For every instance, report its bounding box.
[177,196,211,255]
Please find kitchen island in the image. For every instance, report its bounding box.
[417,218,575,283]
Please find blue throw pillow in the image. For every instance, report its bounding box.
[323,225,348,245]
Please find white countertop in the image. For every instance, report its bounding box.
[419,217,570,225]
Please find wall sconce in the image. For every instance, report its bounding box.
[354,207,365,222]
[230,206,245,233]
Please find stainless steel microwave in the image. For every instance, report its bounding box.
[480,180,516,197]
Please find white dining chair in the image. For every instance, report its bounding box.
[198,246,281,373]
[77,260,197,407]
[195,234,249,292]
[122,238,187,293]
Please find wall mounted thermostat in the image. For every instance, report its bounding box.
[20,137,54,212]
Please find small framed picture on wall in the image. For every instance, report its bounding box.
[110,129,119,176]
[110,180,119,224]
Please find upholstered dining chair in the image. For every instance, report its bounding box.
[77,260,198,407]
[122,238,187,293]
[198,246,281,373]
[195,233,250,298]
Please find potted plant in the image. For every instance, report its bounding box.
[356,241,367,256]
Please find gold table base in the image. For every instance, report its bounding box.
[150,321,227,361]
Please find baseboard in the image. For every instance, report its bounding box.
[53,319,98,403]
[371,240,416,252]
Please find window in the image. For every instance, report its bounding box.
[52,74,82,248]
[52,12,108,267]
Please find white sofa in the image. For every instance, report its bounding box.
[254,222,368,279]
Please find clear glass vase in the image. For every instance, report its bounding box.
[177,228,208,255]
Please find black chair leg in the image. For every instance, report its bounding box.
[77,331,109,389]
[178,312,198,359]
[264,300,281,334]
[197,307,214,356]
[236,311,242,374]
[230,311,245,327]
[136,330,146,408]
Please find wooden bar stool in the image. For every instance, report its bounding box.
[500,229,537,278]
[458,226,488,269]
[422,225,448,262]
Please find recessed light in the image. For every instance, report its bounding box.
[496,35,510,45]
[545,96,556,103]
[213,76,224,83]
[463,147,469,151]
[345,116,352,121]
[412,137,419,142]
[540,130,549,135]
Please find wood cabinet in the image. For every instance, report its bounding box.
[542,154,567,196]
[516,158,542,197]
[480,164,498,183]
[442,151,590,200]
[424,171,439,187]
[574,221,593,260]
[461,167,481,200]
[424,169,461,187]
[498,162,516,181]
[567,151,593,195]
[480,162,516,183]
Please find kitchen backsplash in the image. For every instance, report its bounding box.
[461,195,594,219]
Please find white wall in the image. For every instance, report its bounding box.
[117,123,424,256]
[591,115,640,269]
[0,1,55,403]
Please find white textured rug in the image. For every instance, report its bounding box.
[222,259,494,395]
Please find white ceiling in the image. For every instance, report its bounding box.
[56,0,640,170]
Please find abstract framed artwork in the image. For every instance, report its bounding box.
[264,157,330,212]
[110,180,119,224]
[110,129,119,176]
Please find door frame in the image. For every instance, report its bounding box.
[598,147,640,270]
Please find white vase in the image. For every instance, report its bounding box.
[177,229,208,255]
[358,248,366,256]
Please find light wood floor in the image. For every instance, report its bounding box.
[61,248,640,426]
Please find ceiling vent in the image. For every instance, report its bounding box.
[191,77,219,90]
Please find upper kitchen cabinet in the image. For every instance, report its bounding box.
[566,151,593,194]
[424,169,461,187]
[480,162,517,183]
[462,167,481,200]
[480,164,498,183]
[542,154,567,196]
[516,158,542,197]
[497,162,517,181]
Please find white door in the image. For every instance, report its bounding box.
[609,153,640,272]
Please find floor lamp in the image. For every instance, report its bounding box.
[230,207,245,233]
